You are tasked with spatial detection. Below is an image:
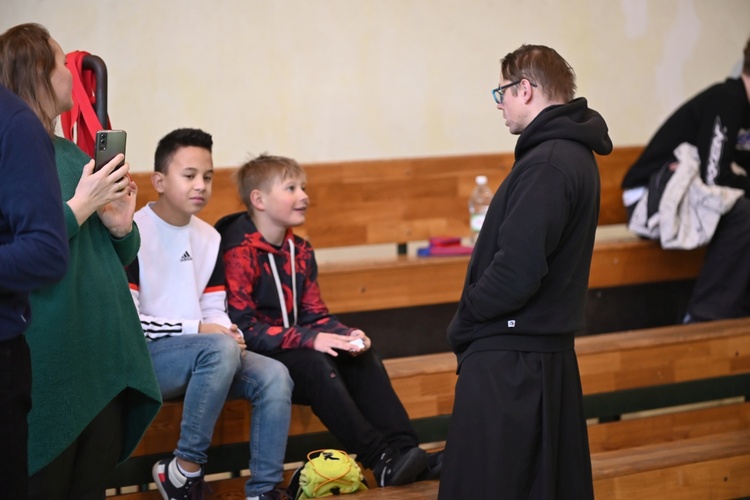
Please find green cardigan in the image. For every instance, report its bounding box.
[26,138,162,474]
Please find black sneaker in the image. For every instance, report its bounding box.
[249,488,293,500]
[415,449,444,481]
[152,458,209,500]
[373,447,428,487]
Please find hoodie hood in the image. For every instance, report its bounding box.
[516,97,613,160]
[215,211,300,328]
[215,211,295,255]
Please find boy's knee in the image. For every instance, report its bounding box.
[302,352,339,381]
[199,335,241,366]
[276,366,293,395]
[250,357,293,391]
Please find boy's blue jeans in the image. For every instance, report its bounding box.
[147,334,293,497]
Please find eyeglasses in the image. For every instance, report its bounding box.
[491,79,537,104]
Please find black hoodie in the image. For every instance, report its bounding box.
[622,78,750,193]
[447,98,613,366]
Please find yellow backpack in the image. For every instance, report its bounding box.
[290,449,368,498]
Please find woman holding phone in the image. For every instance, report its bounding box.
[0,23,161,499]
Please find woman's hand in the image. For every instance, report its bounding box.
[66,154,131,228]
[97,174,137,238]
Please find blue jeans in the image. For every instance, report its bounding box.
[148,334,293,497]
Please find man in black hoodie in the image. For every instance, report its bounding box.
[438,45,612,499]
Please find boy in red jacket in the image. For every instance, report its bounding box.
[216,154,441,487]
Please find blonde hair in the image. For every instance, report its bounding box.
[235,154,307,212]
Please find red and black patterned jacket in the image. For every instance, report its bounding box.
[215,212,353,354]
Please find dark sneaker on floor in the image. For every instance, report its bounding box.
[373,447,428,487]
[152,458,208,500]
[248,488,293,500]
[416,449,444,481]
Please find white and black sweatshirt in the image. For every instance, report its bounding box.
[126,204,231,339]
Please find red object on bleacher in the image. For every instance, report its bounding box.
[417,237,474,256]
[59,51,110,157]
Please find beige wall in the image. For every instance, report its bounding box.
[3,0,749,172]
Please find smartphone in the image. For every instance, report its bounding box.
[94,129,127,172]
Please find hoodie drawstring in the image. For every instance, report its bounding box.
[268,238,297,328]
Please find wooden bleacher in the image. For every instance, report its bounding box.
[108,318,750,498]
[128,146,704,314]
[106,146,737,499]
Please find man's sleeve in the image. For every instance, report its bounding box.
[459,164,570,323]
[696,88,750,192]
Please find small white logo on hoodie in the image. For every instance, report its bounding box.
[508,320,516,328]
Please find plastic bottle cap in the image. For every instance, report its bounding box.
[475,175,488,185]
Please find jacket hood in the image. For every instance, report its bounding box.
[215,211,294,254]
[515,97,613,159]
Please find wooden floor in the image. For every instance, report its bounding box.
[354,480,438,499]
[111,476,442,499]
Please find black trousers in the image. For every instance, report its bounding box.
[271,348,418,468]
[628,195,750,321]
[687,197,750,320]
[439,349,593,500]
[28,392,125,500]
[0,334,32,500]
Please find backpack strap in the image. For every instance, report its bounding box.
[59,51,107,157]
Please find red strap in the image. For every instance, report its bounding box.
[59,51,109,157]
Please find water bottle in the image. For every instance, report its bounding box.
[468,175,492,243]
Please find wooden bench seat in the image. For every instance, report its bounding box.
[109,147,733,498]
[592,429,750,499]
[343,430,750,499]
[108,318,750,498]
[315,231,706,313]
[588,400,750,453]
[128,146,705,315]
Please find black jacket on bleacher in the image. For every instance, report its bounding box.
[622,77,750,193]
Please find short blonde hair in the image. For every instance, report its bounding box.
[235,154,307,213]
